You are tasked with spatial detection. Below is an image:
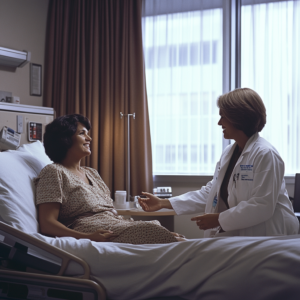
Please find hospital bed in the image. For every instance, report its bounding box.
[1,141,300,299]
[0,141,107,300]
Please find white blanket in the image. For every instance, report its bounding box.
[33,233,300,300]
[2,142,299,299]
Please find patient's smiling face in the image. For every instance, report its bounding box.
[68,123,92,159]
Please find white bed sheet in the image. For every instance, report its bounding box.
[1,142,299,299]
[32,233,300,300]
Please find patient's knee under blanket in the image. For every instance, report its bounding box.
[72,211,177,244]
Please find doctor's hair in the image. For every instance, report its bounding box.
[43,114,91,163]
[217,88,266,137]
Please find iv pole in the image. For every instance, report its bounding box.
[120,112,135,202]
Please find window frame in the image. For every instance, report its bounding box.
[144,0,297,184]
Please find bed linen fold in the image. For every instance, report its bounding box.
[32,234,300,300]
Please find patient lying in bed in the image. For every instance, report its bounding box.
[34,114,183,244]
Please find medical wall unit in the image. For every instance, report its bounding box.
[0,102,54,150]
[0,47,31,68]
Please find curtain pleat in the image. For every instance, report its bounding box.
[44,0,153,197]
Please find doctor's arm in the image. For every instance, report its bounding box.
[139,178,215,214]
[218,150,284,232]
[139,160,220,214]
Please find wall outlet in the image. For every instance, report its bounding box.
[17,115,23,133]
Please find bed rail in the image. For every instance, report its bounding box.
[0,221,89,278]
[0,221,107,299]
[0,269,106,300]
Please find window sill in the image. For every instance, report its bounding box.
[153,175,296,185]
[153,175,213,184]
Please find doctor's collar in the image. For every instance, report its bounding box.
[239,133,260,155]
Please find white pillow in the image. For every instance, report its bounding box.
[0,141,52,233]
[16,140,52,167]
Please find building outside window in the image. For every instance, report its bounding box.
[241,0,300,175]
[142,0,300,176]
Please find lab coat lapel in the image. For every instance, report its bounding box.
[227,154,244,196]
[216,144,236,193]
[223,133,259,200]
[241,133,259,156]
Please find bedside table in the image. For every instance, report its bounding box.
[116,208,176,231]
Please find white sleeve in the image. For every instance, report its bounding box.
[219,149,284,231]
[168,159,222,215]
[170,179,214,215]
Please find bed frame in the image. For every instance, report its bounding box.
[0,221,106,300]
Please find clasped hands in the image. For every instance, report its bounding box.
[191,213,220,230]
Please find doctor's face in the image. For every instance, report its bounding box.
[218,110,239,140]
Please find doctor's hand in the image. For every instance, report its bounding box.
[138,192,162,212]
[87,229,119,242]
[191,213,220,231]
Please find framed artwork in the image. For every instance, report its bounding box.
[30,63,42,96]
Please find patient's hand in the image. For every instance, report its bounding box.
[87,229,119,242]
[171,232,187,242]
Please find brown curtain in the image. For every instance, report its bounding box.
[44,0,153,197]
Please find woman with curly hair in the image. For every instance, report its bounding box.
[35,114,184,244]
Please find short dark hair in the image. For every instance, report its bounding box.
[217,88,266,137]
[44,114,91,163]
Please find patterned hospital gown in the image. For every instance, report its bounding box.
[34,164,177,244]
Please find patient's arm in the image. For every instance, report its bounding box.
[138,192,173,212]
[38,202,118,242]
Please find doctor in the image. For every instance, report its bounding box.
[139,88,299,237]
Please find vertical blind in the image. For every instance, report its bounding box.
[142,0,223,175]
[241,0,300,175]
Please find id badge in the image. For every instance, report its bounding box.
[212,195,218,208]
[240,164,254,181]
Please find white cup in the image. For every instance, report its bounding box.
[114,191,127,209]
[12,96,20,104]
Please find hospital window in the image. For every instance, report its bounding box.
[241,0,300,175]
[142,0,300,176]
[145,41,218,69]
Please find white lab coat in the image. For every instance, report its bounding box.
[170,133,299,238]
